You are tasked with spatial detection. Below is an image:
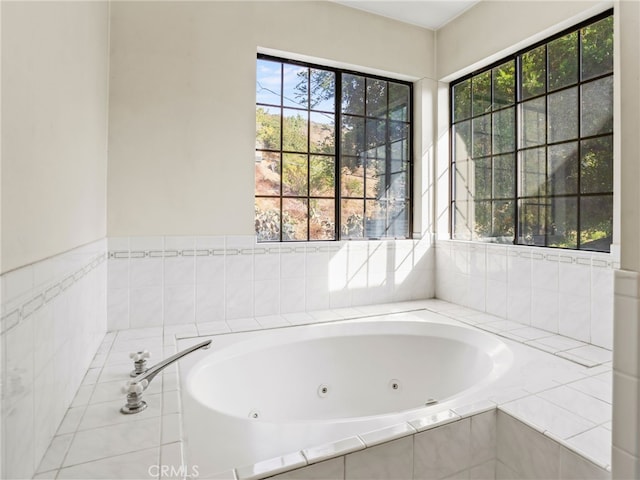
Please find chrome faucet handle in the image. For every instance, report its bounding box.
[120,379,149,414]
[121,379,149,395]
[129,350,151,377]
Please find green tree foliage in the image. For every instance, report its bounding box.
[582,16,613,80]
[256,107,280,150]
[521,46,546,99]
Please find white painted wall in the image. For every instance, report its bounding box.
[107,1,435,238]
[1,1,110,274]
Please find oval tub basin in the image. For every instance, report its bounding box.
[180,315,513,475]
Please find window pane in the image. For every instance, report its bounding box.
[548,142,579,195]
[581,136,613,194]
[581,76,613,137]
[455,160,470,203]
[366,157,386,199]
[310,199,335,240]
[310,69,335,112]
[449,123,469,168]
[472,201,490,240]
[387,200,410,237]
[453,79,471,122]
[493,61,515,109]
[255,197,280,242]
[473,200,515,242]
[283,108,308,152]
[389,170,409,200]
[255,151,281,196]
[473,157,491,200]
[521,45,546,99]
[310,155,335,197]
[520,97,546,148]
[492,200,515,243]
[341,199,364,239]
[310,111,335,154]
[493,154,515,198]
[365,199,385,237]
[282,153,308,196]
[493,107,515,154]
[341,115,365,156]
[342,74,365,115]
[472,71,491,116]
[519,148,546,197]
[256,60,281,105]
[519,198,548,246]
[547,87,578,143]
[366,78,387,118]
[366,119,387,158]
[582,16,613,81]
[580,195,613,251]
[547,197,578,248]
[473,114,491,158]
[256,106,281,150]
[389,83,410,121]
[282,198,308,241]
[454,201,473,241]
[283,64,308,108]
[548,32,578,91]
[390,121,409,160]
[341,159,364,197]
[390,132,409,163]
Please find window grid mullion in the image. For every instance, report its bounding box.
[577,30,583,250]
[306,68,311,242]
[279,64,285,242]
[335,72,342,241]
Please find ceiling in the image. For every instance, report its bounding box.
[333,0,481,30]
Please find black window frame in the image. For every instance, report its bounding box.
[255,53,414,242]
[449,9,614,252]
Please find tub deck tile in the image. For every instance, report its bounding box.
[302,436,365,465]
[408,409,460,432]
[358,422,417,447]
[235,452,307,480]
[452,399,497,418]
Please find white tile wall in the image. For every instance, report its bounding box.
[414,417,472,479]
[497,411,610,479]
[345,436,413,479]
[436,240,616,349]
[107,236,435,330]
[0,239,108,480]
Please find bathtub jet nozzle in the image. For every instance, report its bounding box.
[120,339,212,414]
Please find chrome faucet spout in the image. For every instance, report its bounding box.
[120,339,211,414]
[137,339,211,385]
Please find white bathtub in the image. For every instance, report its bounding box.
[179,313,513,476]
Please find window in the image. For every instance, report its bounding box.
[450,11,613,252]
[255,55,412,242]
